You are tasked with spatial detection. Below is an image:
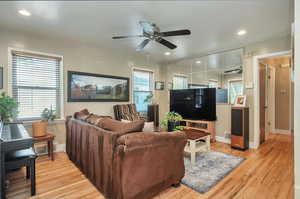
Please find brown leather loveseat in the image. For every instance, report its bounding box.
[66,110,187,199]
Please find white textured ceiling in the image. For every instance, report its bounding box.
[0,1,292,63]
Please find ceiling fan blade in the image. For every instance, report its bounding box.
[156,38,177,49]
[136,39,151,51]
[112,35,143,39]
[139,21,155,34]
[160,29,191,37]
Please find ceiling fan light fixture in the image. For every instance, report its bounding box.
[164,52,171,56]
[112,21,190,51]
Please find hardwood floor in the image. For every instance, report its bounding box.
[6,133,294,199]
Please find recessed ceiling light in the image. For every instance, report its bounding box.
[237,30,247,36]
[164,52,171,56]
[196,60,201,64]
[18,9,31,16]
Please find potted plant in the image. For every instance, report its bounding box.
[161,111,183,132]
[32,107,56,137]
[0,92,18,122]
[144,93,154,104]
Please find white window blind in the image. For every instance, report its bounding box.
[173,75,188,89]
[133,69,153,112]
[12,51,62,120]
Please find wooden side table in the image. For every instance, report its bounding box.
[32,133,55,161]
[182,119,216,142]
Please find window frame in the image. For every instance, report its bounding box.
[228,79,243,105]
[208,79,219,88]
[8,48,64,121]
[132,67,154,113]
[172,74,188,89]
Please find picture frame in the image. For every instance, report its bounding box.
[0,67,3,89]
[234,95,247,107]
[155,81,164,90]
[68,71,129,102]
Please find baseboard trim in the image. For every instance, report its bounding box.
[273,129,291,135]
[249,142,257,149]
[215,136,256,149]
[215,136,231,144]
[295,185,300,198]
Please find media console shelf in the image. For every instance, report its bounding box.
[182,119,216,142]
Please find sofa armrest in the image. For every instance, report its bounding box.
[117,131,187,150]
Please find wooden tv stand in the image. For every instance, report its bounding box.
[182,119,216,142]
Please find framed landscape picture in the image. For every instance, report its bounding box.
[68,71,129,102]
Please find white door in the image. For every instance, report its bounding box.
[266,66,276,138]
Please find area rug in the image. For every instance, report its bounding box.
[182,150,245,193]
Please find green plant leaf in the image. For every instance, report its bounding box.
[160,111,183,129]
[0,92,19,122]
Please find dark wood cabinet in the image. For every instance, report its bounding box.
[231,107,249,150]
[147,104,159,127]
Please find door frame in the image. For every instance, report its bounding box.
[253,50,291,148]
[268,66,276,134]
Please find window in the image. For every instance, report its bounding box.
[208,79,219,88]
[133,69,153,112]
[228,80,243,104]
[11,50,62,120]
[173,75,188,89]
[188,84,208,89]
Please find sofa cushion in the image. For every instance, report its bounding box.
[74,109,90,121]
[99,118,144,133]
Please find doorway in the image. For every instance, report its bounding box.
[258,55,292,144]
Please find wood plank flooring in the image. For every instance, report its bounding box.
[6,133,294,199]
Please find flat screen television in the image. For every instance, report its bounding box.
[170,88,216,121]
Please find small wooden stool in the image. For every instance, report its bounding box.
[32,133,55,161]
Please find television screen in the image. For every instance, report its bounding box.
[170,88,216,121]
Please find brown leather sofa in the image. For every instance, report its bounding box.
[66,116,187,199]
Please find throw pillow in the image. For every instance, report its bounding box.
[143,121,154,132]
[122,119,154,132]
[74,109,90,121]
[85,114,112,126]
[99,118,144,133]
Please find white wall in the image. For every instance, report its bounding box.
[294,0,300,197]
[0,29,163,117]
[161,35,291,144]
[0,29,164,146]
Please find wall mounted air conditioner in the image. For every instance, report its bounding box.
[223,66,243,75]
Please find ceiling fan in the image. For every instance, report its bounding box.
[112,21,191,51]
